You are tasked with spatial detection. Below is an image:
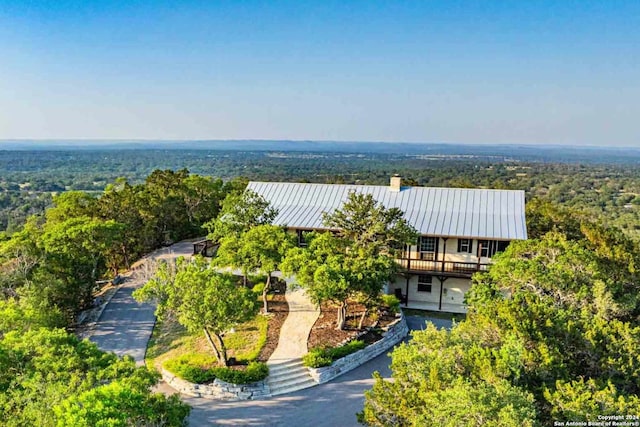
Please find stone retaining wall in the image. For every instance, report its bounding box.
[307,313,409,384]
[160,368,271,400]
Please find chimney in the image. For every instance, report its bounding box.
[390,175,402,192]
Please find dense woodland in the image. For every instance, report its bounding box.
[1,149,640,238]
[1,146,640,425]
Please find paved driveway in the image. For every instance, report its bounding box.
[89,240,195,365]
[89,245,456,426]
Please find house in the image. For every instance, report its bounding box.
[247,177,527,314]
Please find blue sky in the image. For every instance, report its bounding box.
[0,1,638,146]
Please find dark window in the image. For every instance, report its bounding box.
[417,275,433,293]
[297,230,309,247]
[496,241,510,253]
[478,240,509,257]
[457,238,473,253]
[419,236,436,252]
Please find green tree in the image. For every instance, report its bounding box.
[322,191,417,255]
[204,189,278,242]
[45,191,97,225]
[0,298,66,335]
[53,381,189,427]
[282,232,397,329]
[543,379,640,422]
[0,328,189,427]
[134,257,259,366]
[359,324,538,427]
[215,224,295,313]
[284,192,416,329]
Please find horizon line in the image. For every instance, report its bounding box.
[0,138,639,150]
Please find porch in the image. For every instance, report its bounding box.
[395,258,490,278]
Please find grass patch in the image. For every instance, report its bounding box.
[303,340,367,368]
[146,314,269,371]
[223,314,268,362]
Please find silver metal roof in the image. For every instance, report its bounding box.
[247,181,527,240]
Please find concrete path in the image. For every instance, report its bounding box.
[88,240,196,365]
[267,286,320,363]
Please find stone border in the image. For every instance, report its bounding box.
[161,368,271,400]
[307,313,409,384]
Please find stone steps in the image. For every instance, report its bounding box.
[267,358,317,396]
[268,359,304,374]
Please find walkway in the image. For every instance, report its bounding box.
[267,286,320,363]
[88,240,195,365]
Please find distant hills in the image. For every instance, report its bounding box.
[1,140,639,163]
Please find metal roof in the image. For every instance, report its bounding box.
[247,181,527,240]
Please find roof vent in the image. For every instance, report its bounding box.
[390,175,401,192]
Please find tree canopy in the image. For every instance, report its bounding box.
[283,192,417,329]
[0,327,189,427]
[0,169,231,325]
[215,224,295,313]
[361,204,640,426]
[134,257,259,366]
[205,189,278,242]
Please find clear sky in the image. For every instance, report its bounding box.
[0,1,638,146]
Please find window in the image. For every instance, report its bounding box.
[478,240,492,257]
[419,237,436,252]
[418,236,437,260]
[496,241,510,253]
[457,238,472,253]
[417,275,433,293]
[477,240,510,257]
[297,230,309,247]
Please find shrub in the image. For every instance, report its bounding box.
[163,353,217,383]
[212,362,269,384]
[251,282,266,295]
[303,348,333,368]
[303,340,367,368]
[381,294,400,314]
[330,339,366,359]
[164,355,269,385]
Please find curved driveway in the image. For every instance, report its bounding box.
[87,240,452,426]
[88,241,195,365]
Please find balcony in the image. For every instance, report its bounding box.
[395,258,490,277]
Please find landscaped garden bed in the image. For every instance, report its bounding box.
[306,311,409,384]
[146,278,289,386]
[164,354,269,384]
[307,296,400,350]
[304,295,406,376]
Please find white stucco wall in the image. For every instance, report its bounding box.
[390,274,470,314]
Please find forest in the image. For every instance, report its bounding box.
[1,145,640,425]
[1,147,640,238]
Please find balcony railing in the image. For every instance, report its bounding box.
[395,258,490,275]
